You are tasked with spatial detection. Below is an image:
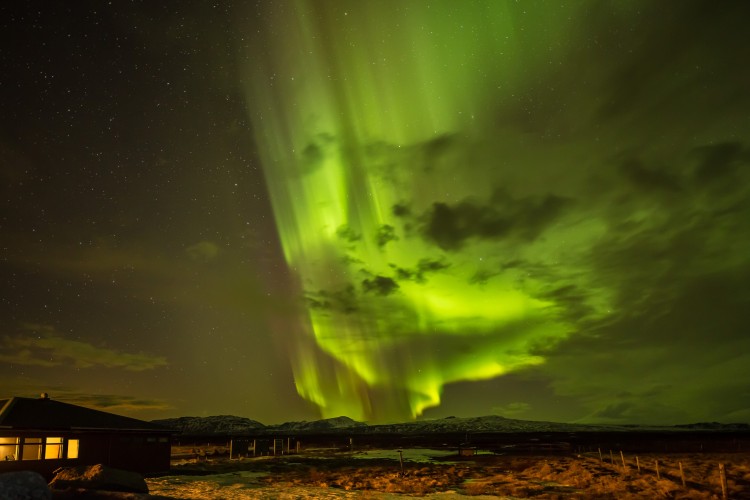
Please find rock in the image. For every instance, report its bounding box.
[0,470,52,499]
[48,465,148,494]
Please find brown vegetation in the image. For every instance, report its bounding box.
[149,449,750,499]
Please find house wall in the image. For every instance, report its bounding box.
[105,434,171,473]
[0,432,171,479]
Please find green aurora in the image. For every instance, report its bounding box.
[242,1,652,420]
[1,0,749,425]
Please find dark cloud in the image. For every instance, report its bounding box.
[420,134,456,172]
[468,269,497,285]
[391,265,414,281]
[336,225,362,243]
[619,158,682,193]
[388,257,450,284]
[531,146,750,423]
[591,146,750,318]
[392,203,411,217]
[692,142,748,184]
[421,190,571,251]
[63,393,171,412]
[594,2,749,122]
[375,224,398,247]
[417,258,449,275]
[361,275,399,296]
[540,284,596,325]
[306,285,359,314]
[300,133,335,175]
[0,326,167,371]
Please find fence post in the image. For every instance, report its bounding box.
[598,448,603,462]
[636,456,640,474]
[679,462,686,487]
[655,459,660,480]
[719,463,728,500]
[609,450,615,465]
[620,450,627,471]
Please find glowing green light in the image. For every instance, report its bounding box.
[241,0,603,422]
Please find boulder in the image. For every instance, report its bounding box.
[0,470,52,499]
[48,465,148,494]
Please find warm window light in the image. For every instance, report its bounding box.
[66,438,79,459]
[0,437,19,461]
[22,438,42,461]
[44,437,63,459]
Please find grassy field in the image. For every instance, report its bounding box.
[147,447,749,499]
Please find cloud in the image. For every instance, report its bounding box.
[392,203,411,217]
[375,224,398,248]
[0,382,171,413]
[300,132,335,176]
[420,134,457,172]
[389,257,450,284]
[420,190,571,251]
[618,158,682,193]
[336,225,362,243]
[361,275,399,296]
[492,401,531,417]
[691,142,749,184]
[0,372,172,414]
[306,285,359,314]
[60,392,172,412]
[0,324,167,372]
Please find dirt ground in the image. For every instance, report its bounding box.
[147,449,750,499]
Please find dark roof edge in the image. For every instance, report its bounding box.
[0,427,177,433]
[0,397,17,421]
[70,426,178,433]
[0,396,176,432]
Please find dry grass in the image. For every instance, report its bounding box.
[151,450,750,499]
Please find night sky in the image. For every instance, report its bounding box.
[2,1,749,426]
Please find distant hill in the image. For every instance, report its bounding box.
[673,422,750,431]
[153,415,265,434]
[273,416,367,432]
[151,414,749,436]
[363,415,620,434]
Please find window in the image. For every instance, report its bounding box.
[1,437,19,461]
[22,438,42,461]
[2,437,79,461]
[44,437,63,459]
[66,439,79,459]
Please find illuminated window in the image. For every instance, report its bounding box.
[0,437,19,461]
[66,439,79,459]
[44,437,63,459]
[22,438,42,461]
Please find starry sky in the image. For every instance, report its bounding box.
[2,1,749,426]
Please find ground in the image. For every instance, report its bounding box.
[146,447,750,499]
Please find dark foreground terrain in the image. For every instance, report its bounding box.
[148,431,750,499]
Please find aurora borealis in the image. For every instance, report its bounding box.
[241,1,583,421]
[2,1,750,425]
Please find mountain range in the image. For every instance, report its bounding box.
[151,414,749,436]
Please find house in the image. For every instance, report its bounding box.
[0,394,175,479]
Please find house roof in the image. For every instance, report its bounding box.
[0,396,174,433]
